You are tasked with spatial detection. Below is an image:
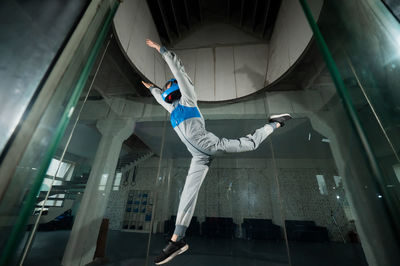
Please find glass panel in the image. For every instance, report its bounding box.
[0,2,119,265]
[101,109,292,264]
[0,0,90,156]
[272,115,368,265]
[322,0,400,219]
[5,0,399,265]
[300,0,400,264]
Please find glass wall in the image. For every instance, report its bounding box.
[99,88,370,266]
[299,0,400,264]
[330,0,400,223]
[0,0,89,158]
[2,0,399,265]
[0,1,119,265]
[269,100,370,265]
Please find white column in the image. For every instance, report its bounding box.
[62,117,135,266]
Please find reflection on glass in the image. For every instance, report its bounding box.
[98,174,109,191]
[316,175,328,195]
[0,2,120,265]
[270,117,367,265]
[301,0,400,264]
[47,158,74,180]
[113,172,122,191]
[0,0,89,155]
[333,175,342,188]
[393,164,400,183]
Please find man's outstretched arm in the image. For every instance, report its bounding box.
[146,39,197,104]
[142,81,173,113]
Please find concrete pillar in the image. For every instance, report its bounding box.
[62,116,135,266]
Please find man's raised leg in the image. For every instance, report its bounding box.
[215,114,292,154]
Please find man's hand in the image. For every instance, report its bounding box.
[142,81,154,89]
[146,39,161,52]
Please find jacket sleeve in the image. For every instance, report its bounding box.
[150,86,174,113]
[160,46,197,104]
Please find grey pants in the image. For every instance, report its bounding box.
[173,123,275,237]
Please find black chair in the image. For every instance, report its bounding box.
[241,218,282,240]
[285,220,329,242]
[187,216,201,236]
[164,216,200,236]
[201,217,236,238]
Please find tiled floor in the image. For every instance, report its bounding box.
[21,230,367,266]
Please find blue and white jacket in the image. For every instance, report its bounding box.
[150,47,219,156]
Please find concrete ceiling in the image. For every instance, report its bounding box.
[146,0,282,46]
[133,118,333,159]
[82,36,152,101]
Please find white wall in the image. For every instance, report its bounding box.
[166,24,269,101]
[169,42,269,101]
[113,0,324,101]
[105,157,353,241]
[113,0,166,88]
[267,0,323,84]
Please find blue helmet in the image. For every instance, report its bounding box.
[162,78,181,103]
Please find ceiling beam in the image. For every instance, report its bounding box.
[261,0,271,38]
[226,0,230,22]
[252,0,259,32]
[197,0,203,23]
[240,0,245,26]
[170,0,181,38]
[183,0,191,29]
[157,0,173,44]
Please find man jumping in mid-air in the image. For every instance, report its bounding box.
[142,39,292,265]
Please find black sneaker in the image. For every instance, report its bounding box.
[269,113,292,127]
[154,239,189,265]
